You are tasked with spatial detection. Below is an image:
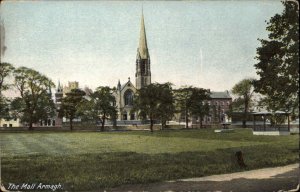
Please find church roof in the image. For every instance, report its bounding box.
[138,11,149,59]
[118,78,136,91]
[210,91,232,99]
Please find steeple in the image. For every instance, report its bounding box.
[55,80,63,104]
[138,10,149,60]
[57,80,63,92]
[117,80,121,91]
[135,10,151,90]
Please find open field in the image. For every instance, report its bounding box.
[0,128,298,191]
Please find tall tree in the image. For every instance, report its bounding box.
[0,63,14,120]
[133,83,175,132]
[174,87,193,129]
[175,87,210,128]
[13,67,55,130]
[190,91,210,128]
[0,62,14,94]
[80,86,117,132]
[254,1,299,115]
[0,96,10,120]
[232,78,255,128]
[59,88,86,131]
[155,83,175,129]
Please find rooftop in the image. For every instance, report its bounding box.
[210,91,231,99]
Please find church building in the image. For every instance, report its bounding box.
[113,12,151,121]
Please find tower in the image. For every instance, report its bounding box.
[135,11,151,90]
[54,81,63,127]
[55,81,63,106]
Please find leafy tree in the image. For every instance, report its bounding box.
[174,87,193,128]
[175,87,210,128]
[254,1,299,115]
[0,96,10,120]
[80,86,117,132]
[189,88,210,128]
[9,97,25,121]
[231,97,248,112]
[0,63,14,120]
[133,83,175,132]
[13,67,55,130]
[0,62,14,94]
[155,83,175,129]
[232,78,255,128]
[59,88,86,131]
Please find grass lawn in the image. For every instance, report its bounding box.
[0,128,298,191]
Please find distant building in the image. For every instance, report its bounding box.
[0,118,22,128]
[208,91,232,123]
[185,91,232,126]
[63,81,79,96]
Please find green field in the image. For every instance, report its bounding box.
[0,129,298,191]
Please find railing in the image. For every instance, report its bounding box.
[253,125,290,132]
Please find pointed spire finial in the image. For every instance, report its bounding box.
[138,8,149,59]
[117,79,121,90]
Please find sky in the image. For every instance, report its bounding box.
[0,0,284,92]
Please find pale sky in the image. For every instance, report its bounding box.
[0,0,283,92]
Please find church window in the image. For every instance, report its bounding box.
[124,90,134,106]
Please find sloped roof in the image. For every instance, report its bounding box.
[120,79,135,91]
[210,91,232,99]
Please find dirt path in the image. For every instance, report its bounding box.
[108,163,299,192]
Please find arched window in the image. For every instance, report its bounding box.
[124,89,134,106]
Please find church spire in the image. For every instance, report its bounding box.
[57,80,63,92]
[135,9,151,90]
[138,10,149,59]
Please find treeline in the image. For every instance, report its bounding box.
[0,63,213,132]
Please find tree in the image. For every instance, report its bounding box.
[0,96,10,120]
[254,1,299,115]
[0,63,14,120]
[155,83,175,129]
[190,98,210,128]
[13,67,55,130]
[80,86,117,132]
[175,87,210,128]
[232,78,255,128]
[0,62,14,94]
[59,88,86,131]
[9,97,25,121]
[133,83,175,132]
